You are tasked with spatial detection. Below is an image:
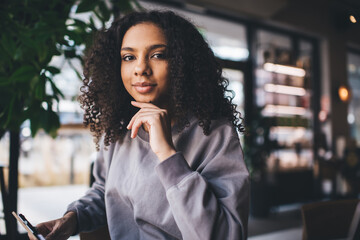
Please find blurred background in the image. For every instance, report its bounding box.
[0,0,360,239]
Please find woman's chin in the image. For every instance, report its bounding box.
[132,97,156,105]
[132,95,169,108]
[134,99,154,103]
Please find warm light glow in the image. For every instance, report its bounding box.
[263,63,306,77]
[338,86,350,102]
[350,15,357,23]
[263,104,307,116]
[264,83,306,96]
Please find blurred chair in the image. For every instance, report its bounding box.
[318,159,342,196]
[301,199,360,240]
[79,225,111,240]
[348,201,360,240]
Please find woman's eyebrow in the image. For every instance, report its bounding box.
[120,47,134,52]
[120,44,167,52]
[147,44,167,50]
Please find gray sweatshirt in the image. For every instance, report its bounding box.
[67,116,250,239]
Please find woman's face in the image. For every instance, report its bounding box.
[120,22,170,107]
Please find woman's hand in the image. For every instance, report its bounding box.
[28,212,77,240]
[127,101,176,161]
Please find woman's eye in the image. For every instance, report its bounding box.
[122,55,134,61]
[152,53,165,59]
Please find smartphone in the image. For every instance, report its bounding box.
[12,212,46,240]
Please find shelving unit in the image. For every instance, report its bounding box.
[255,65,313,172]
[253,33,317,205]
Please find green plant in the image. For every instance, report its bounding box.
[0,0,139,137]
[0,0,139,238]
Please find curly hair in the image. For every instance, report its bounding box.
[79,10,244,150]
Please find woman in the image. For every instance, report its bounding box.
[32,10,249,240]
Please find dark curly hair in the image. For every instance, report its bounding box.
[79,10,244,150]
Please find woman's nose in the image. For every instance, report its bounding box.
[134,59,151,76]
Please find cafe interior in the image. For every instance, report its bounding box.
[0,0,360,239]
[139,1,360,239]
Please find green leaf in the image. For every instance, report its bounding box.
[35,106,61,138]
[0,76,12,86]
[29,103,44,137]
[76,0,98,13]
[1,33,16,59]
[98,1,111,22]
[34,75,46,100]
[117,0,134,13]
[30,113,41,137]
[28,74,40,92]
[47,77,65,99]
[46,66,61,75]
[66,31,83,45]
[64,49,76,58]
[20,34,41,56]
[47,109,60,138]
[34,83,45,100]
[38,45,50,63]
[71,19,88,29]
[92,8,105,26]
[89,17,97,31]
[13,48,23,61]
[10,65,38,83]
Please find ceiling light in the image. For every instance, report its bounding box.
[264,83,306,96]
[263,104,307,116]
[263,63,306,77]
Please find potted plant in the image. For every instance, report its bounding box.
[0,0,138,238]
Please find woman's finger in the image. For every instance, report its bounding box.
[46,230,60,240]
[127,101,176,160]
[127,102,159,129]
[130,112,157,138]
[127,107,165,130]
[130,109,167,138]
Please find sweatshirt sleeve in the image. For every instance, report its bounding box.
[155,124,249,240]
[66,145,108,233]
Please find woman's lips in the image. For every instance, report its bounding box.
[132,82,157,94]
